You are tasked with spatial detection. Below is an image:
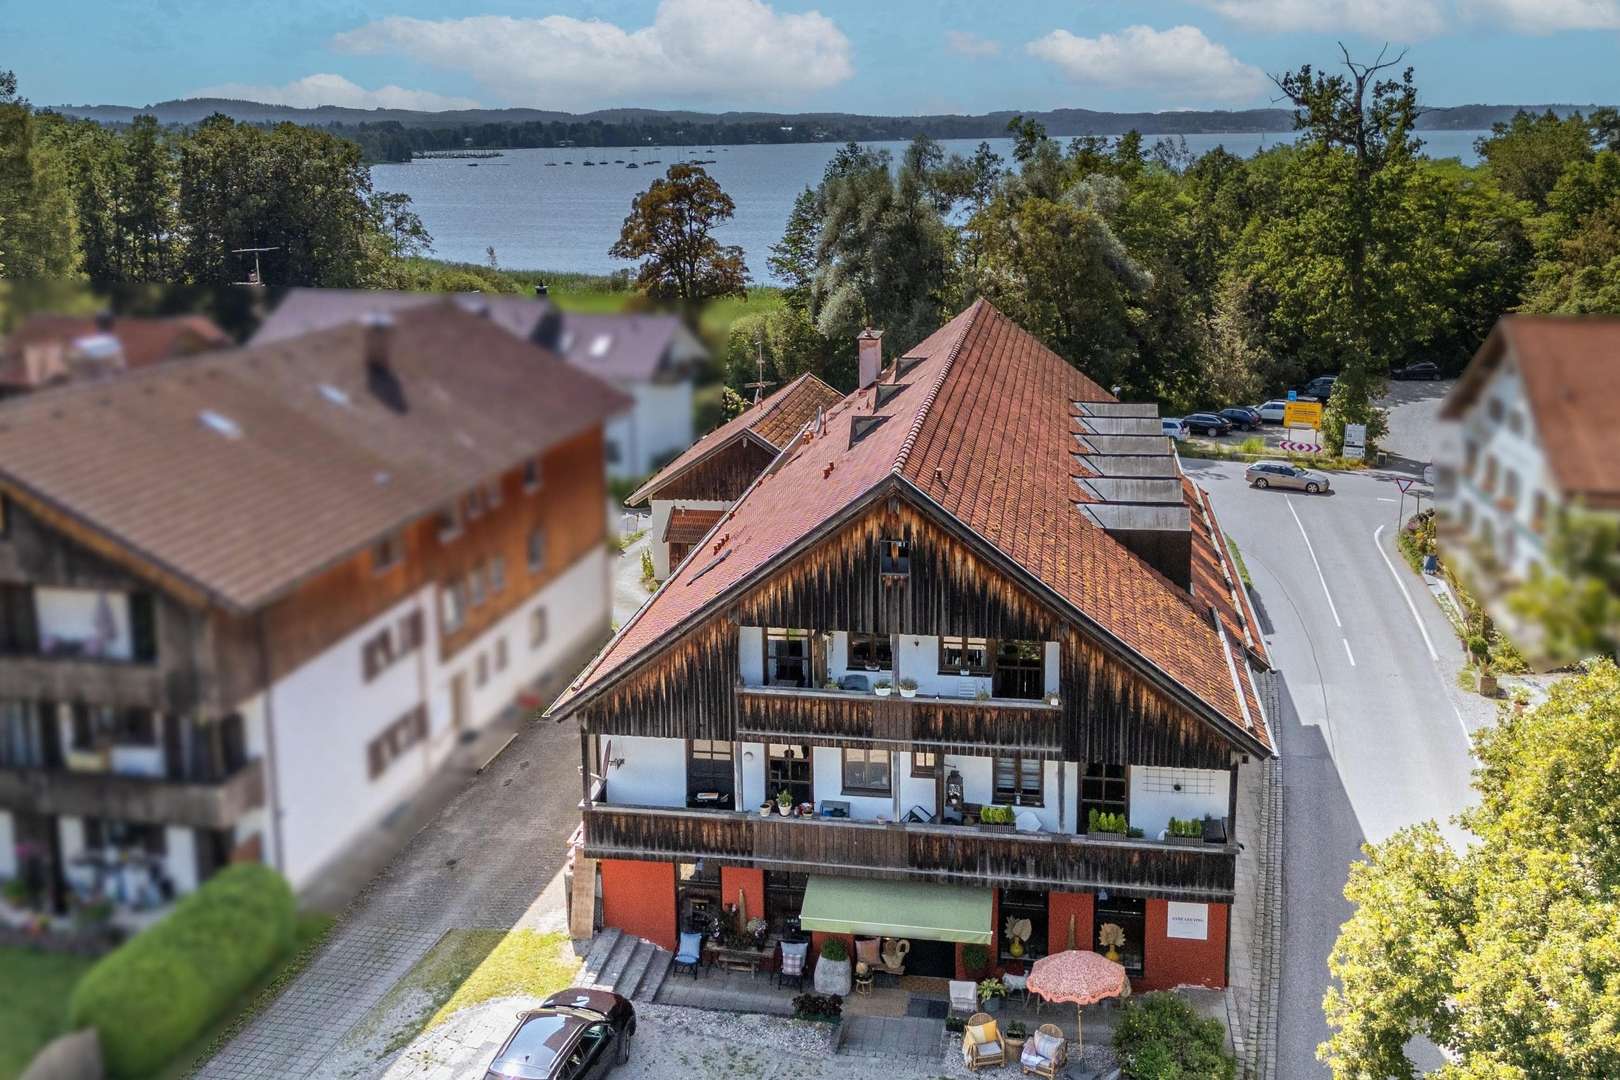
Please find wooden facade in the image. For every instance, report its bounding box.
[582,803,1238,903]
[735,686,1065,758]
[643,436,776,503]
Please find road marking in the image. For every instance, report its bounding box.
[1342,637,1356,666]
[1371,524,1438,660]
[1375,497,1396,502]
[1287,497,1342,628]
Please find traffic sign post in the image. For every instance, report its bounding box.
[1280,426,1322,454]
[1283,401,1323,428]
[1342,422,1367,461]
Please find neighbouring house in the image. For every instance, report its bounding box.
[549,300,1274,992]
[1436,316,1620,611]
[625,372,842,579]
[0,301,628,916]
[251,289,705,480]
[0,312,231,397]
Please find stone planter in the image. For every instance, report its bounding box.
[815,954,852,996]
[1478,673,1498,696]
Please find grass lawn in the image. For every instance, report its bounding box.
[0,947,96,1080]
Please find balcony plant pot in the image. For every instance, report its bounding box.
[759,803,773,817]
[815,953,852,996]
[874,686,892,698]
[979,822,1016,834]
[899,688,917,699]
[1477,672,1498,696]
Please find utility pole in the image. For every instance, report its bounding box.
[742,332,775,404]
[231,246,279,287]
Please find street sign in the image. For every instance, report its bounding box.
[1394,477,1415,493]
[1342,422,1367,461]
[1283,401,1323,427]
[1286,390,1298,401]
[1280,426,1321,453]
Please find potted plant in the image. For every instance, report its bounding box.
[977,977,1007,1013]
[873,679,892,698]
[961,943,990,978]
[979,804,1016,831]
[815,937,853,995]
[1161,817,1204,845]
[945,1015,967,1034]
[760,799,774,817]
[975,687,991,701]
[1468,634,1498,696]
[1098,922,1126,963]
[1047,692,1060,706]
[1004,916,1032,959]
[1004,1020,1029,1057]
[746,917,770,948]
[777,789,794,816]
[898,677,919,699]
[1088,809,1128,836]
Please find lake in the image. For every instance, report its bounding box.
[371,131,1492,284]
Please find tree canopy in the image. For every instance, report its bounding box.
[610,163,750,304]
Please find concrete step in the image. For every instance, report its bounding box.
[632,947,672,1002]
[579,928,622,987]
[595,933,640,991]
[615,939,655,997]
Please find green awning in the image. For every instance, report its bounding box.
[798,876,993,945]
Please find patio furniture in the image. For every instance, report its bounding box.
[854,936,882,972]
[1003,971,1029,1005]
[949,979,979,1018]
[876,937,909,979]
[854,964,873,995]
[777,940,809,989]
[962,1012,1006,1072]
[1027,950,1128,1048]
[673,931,706,979]
[1019,1023,1068,1078]
[710,940,774,976]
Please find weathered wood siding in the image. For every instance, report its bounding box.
[647,437,776,503]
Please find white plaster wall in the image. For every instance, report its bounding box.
[631,380,696,477]
[604,413,635,480]
[603,735,688,807]
[647,497,729,579]
[0,811,15,879]
[58,816,85,863]
[739,742,767,810]
[897,767,936,819]
[939,754,1066,833]
[35,587,132,659]
[164,827,198,893]
[738,626,765,686]
[811,746,895,821]
[1128,767,1231,840]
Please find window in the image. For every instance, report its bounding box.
[880,536,910,575]
[1094,896,1146,976]
[690,739,732,762]
[911,751,936,777]
[494,636,508,673]
[361,628,395,682]
[523,460,541,494]
[841,747,891,795]
[1508,411,1525,435]
[687,740,734,808]
[1502,470,1521,509]
[993,640,1044,700]
[489,555,507,595]
[939,635,990,674]
[604,440,622,466]
[366,705,428,779]
[371,533,403,574]
[476,652,489,686]
[530,607,548,649]
[484,479,502,510]
[469,564,487,607]
[1463,440,1479,478]
[437,505,463,542]
[441,582,467,634]
[1482,455,1499,494]
[767,743,813,806]
[766,628,809,687]
[398,610,424,653]
[527,528,546,573]
[847,632,891,672]
[465,487,487,520]
[993,753,1043,805]
[1532,492,1549,534]
[1080,763,1128,830]
[1487,398,1505,422]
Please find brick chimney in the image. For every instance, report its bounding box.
[857,328,883,389]
[363,311,394,371]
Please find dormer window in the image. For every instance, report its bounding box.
[880,537,910,576]
[874,382,909,408]
[850,415,888,446]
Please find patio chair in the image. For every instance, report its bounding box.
[777,940,809,990]
[948,979,979,1018]
[673,931,706,979]
[962,1012,1006,1072]
[1019,1022,1068,1078]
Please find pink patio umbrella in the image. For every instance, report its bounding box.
[1026,949,1129,1046]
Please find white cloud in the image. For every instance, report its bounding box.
[194,73,481,111]
[1026,25,1268,104]
[1460,0,1620,31]
[332,0,854,110]
[1193,0,1448,39]
[945,30,1002,58]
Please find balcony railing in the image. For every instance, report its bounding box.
[735,685,1063,757]
[0,758,265,830]
[582,801,1237,902]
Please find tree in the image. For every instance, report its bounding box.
[1320,660,1620,1079]
[610,163,749,304]
[1524,150,1620,314]
[1508,510,1620,662]
[1476,109,1595,211]
[0,70,80,278]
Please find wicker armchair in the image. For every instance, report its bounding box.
[1019,1022,1068,1078]
[962,1012,1006,1072]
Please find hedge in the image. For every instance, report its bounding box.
[1113,992,1236,1080]
[67,863,295,1078]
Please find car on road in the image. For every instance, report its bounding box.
[1219,406,1261,430]
[1390,360,1442,381]
[1183,412,1233,436]
[484,988,636,1080]
[1298,376,1337,401]
[1245,461,1331,494]
[1161,417,1188,440]
[1253,400,1289,424]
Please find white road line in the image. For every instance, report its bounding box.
[1342,637,1356,666]
[1287,497,1342,628]
[1375,497,1397,502]
[1372,524,1438,661]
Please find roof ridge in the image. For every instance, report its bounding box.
[892,298,987,477]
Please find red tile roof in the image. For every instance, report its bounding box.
[626,372,841,506]
[556,300,1271,752]
[1,314,231,387]
[664,507,727,545]
[1441,316,1620,510]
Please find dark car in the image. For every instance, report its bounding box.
[484,988,636,1080]
[1391,360,1441,381]
[1218,407,1261,431]
[1183,412,1233,436]
[1300,376,1337,401]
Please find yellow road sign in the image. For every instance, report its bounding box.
[1283,401,1323,427]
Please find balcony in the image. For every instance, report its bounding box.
[736,685,1062,757]
[0,654,178,710]
[581,801,1237,903]
[0,758,265,830]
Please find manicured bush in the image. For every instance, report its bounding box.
[67,863,295,1078]
[1113,992,1235,1080]
[818,937,848,962]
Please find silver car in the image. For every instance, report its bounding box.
[1245,461,1330,493]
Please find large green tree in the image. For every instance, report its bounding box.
[0,70,79,278]
[610,163,749,304]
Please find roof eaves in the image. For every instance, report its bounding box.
[624,427,776,507]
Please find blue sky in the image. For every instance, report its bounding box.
[11,0,1619,114]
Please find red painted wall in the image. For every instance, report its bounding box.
[720,866,765,927]
[1139,900,1228,990]
[599,858,677,951]
[1047,891,1095,956]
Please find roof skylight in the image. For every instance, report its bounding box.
[589,334,613,358]
[198,410,242,439]
[318,383,351,406]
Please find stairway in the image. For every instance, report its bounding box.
[578,928,674,1003]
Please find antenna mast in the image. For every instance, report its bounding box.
[231,246,280,287]
[742,331,775,404]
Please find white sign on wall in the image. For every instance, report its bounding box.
[1165,901,1210,941]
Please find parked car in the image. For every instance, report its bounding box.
[484,988,636,1080]
[1161,417,1188,441]
[1219,407,1261,431]
[1183,412,1233,437]
[1391,360,1441,381]
[1245,461,1331,494]
[1299,376,1337,401]
[1253,400,1289,424]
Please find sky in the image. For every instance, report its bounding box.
[9,0,1620,115]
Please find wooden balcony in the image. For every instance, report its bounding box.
[0,758,265,830]
[735,685,1063,758]
[582,801,1237,903]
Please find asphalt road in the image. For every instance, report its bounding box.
[1190,456,1480,1077]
